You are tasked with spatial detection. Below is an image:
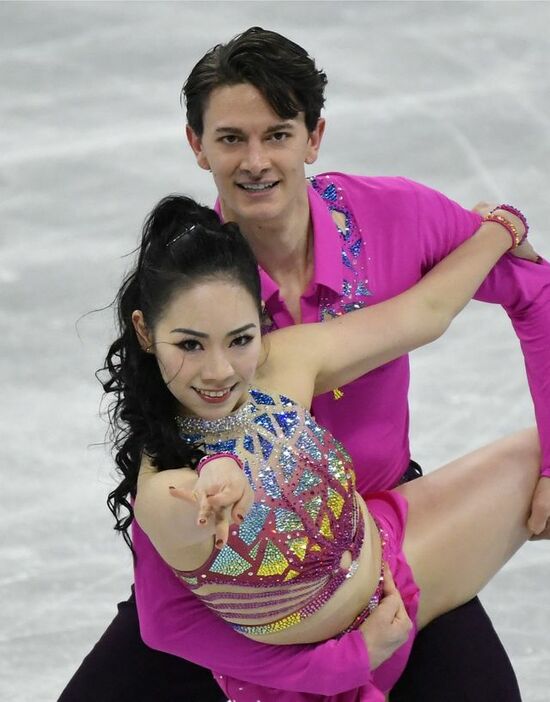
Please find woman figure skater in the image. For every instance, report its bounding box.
[103,193,541,701]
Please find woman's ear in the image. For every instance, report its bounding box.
[132,310,154,353]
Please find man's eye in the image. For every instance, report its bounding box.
[221,135,240,145]
[231,334,253,347]
[270,132,290,142]
[177,339,202,352]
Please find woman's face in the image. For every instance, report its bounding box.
[144,278,262,419]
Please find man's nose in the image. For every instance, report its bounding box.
[241,139,270,176]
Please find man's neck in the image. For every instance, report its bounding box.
[222,190,314,294]
[233,207,312,325]
[249,217,311,282]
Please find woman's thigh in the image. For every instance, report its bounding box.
[395,428,540,628]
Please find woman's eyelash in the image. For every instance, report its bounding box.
[177,339,203,351]
[176,335,253,350]
[231,334,253,346]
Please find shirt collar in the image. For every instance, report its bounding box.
[213,183,343,302]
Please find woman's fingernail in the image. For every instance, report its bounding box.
[216,538,224,548]
[237,514,244,521]
[199,518,206,524]
[168,486,176,490]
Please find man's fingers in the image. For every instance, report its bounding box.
[528,477,550,538]
[382,562,397,595]
[376,593,401,620]
[527,512,543,534]
[529,523,550,540]
[380,562,411,628]
[528,511,550,538]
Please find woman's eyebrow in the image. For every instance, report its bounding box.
[170,328,208,338]
[169,323,257,338]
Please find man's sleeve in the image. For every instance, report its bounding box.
[411,178,550,476]
[132,522,372,695]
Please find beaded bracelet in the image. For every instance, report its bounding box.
[196,452,244,475]
[491,204,529,242]
[483,213,523,250]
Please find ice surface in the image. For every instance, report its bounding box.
[1,2,549,700]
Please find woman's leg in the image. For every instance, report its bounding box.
[396,428,540,629]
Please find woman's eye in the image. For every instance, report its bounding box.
[178,339,203,352]
[231,334,253,347]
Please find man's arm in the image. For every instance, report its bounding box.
[473,255,550,534]
[413,180,550,533]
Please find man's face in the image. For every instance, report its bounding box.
[187,83,324,228]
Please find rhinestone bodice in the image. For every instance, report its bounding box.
[174,387,364,635]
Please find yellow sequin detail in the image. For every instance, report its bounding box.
[241,611,302,634]
[283,569,300,581]
[210,546,251,576]
[288,536,309,561]
[327,450,348,488]
[257,541,289,576]
[320,513,334,540]
[333,388,344,400]
[310,543,322,552]
[327,487,345,518]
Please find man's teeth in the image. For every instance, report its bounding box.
[240,182,276,191]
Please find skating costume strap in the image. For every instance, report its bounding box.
[174,388,365,635]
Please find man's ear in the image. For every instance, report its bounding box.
[186,125,211,171]
[131,310,154,353]
[305,117,326,165]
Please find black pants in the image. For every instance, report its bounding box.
[59,462,522,702]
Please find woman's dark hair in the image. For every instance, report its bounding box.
[183,26,328,135]
[100,195,262,551]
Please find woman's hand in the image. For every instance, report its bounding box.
[471,201,541,262]
[359,564,413,669]
[169,457,254,549]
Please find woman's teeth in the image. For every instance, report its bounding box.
[198,389,230,397]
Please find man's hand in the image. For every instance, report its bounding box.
[528,476,550,540]
[169,457,254,548]
[359,563,413,669]
[471,201,541,262]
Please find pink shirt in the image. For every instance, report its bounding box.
[133,173,550,695]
